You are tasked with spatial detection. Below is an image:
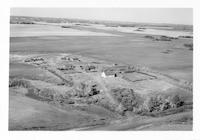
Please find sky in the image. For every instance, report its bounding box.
[10,8,193,25]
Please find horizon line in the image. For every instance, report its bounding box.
[10,15,193,26]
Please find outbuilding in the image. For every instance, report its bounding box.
[101,70,117,78]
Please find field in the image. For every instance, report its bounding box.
[9,16,193,130]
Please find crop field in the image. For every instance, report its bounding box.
[9,16,193,130]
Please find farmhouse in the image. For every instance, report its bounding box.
[101,65,135,78]
[101,70,117,78]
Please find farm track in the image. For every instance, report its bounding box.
[43,67,73,86]
[83,72,118,105]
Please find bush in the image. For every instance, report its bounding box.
[73,82,100,97]
[184,43,193,50]
[9,79,32,88]
[144,35,155,39]
[89,85,100,96]
[61,26,71,28]
[39,88,55,100]
[168,94,184,108]
[112,88,143,112]
[156,36,171,41]
[145,95,164,112]
[144,94,184,113]
[179,36,193,38]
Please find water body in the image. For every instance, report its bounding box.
[88,24,193,37]
[10,24,119,37]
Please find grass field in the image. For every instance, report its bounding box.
[9,18,193,130]
[10,33,192,82]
